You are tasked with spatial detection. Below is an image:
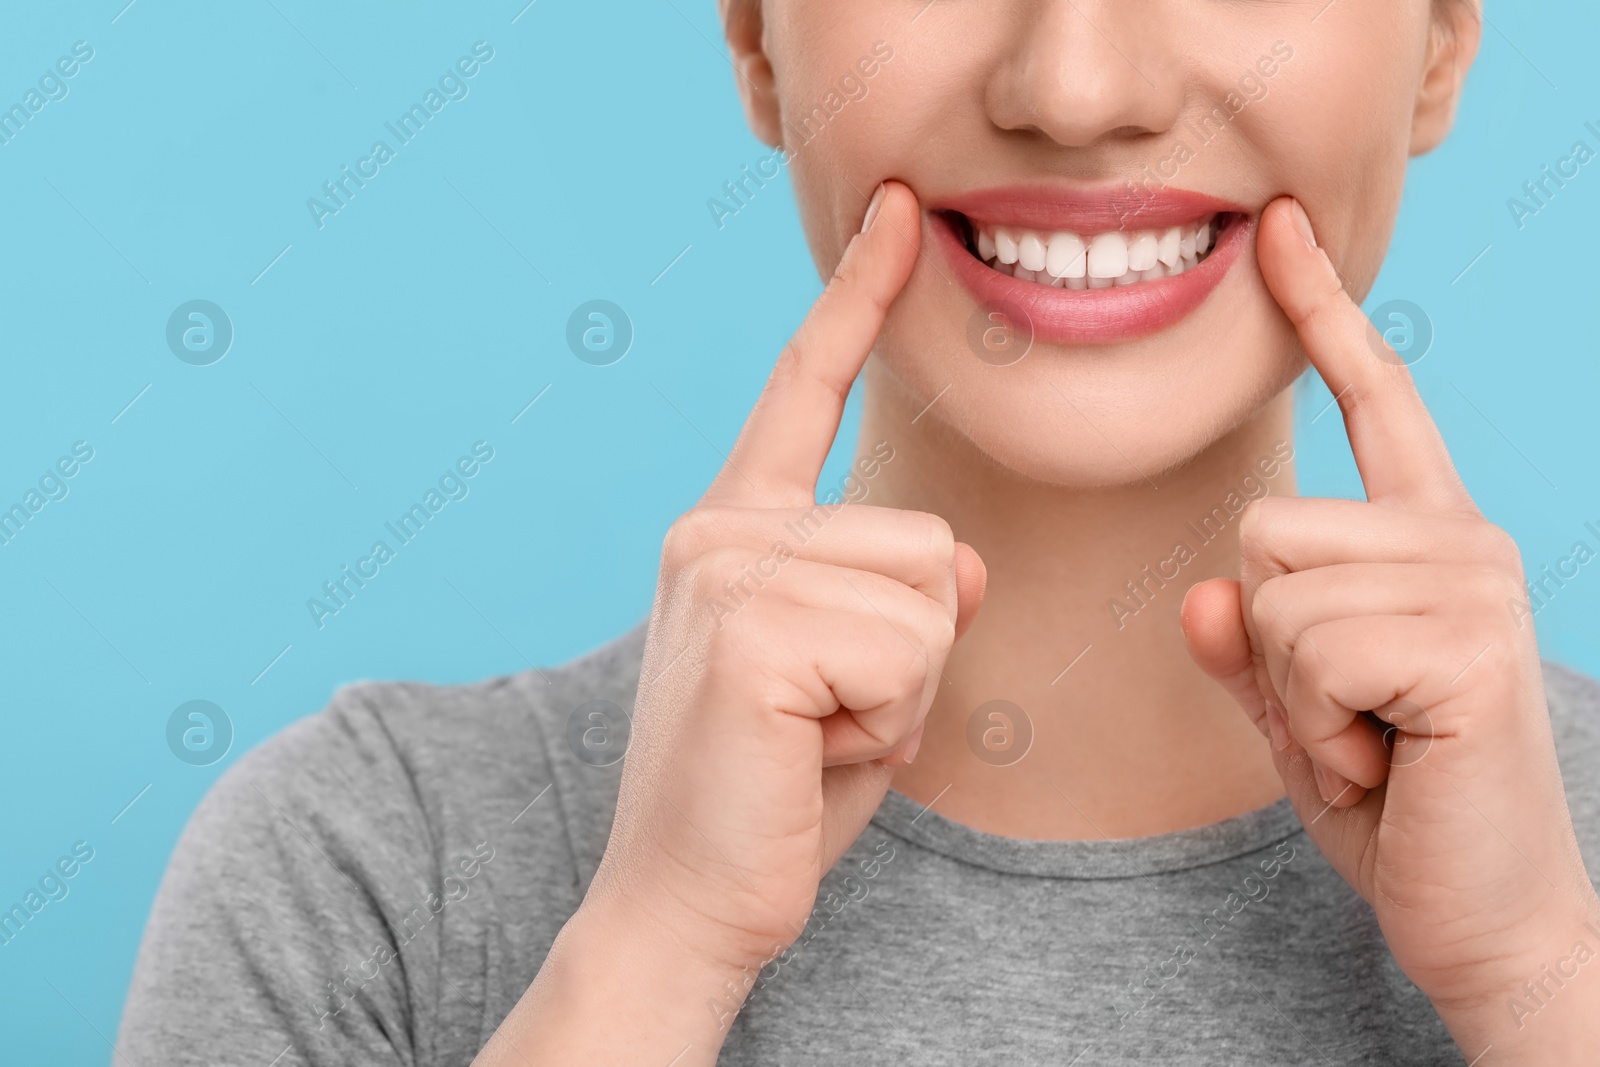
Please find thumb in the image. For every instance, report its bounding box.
[1181,578,1272,739]
[953,541,988,641]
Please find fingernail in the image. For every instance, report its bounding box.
[901,723,924,765]
[1264,703,1290,752]
[861,182,887,234]
[1312,764,1332,804]
[1323,768,1352,803]
[1286,198,1317,248]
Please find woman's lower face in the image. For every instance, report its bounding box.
[759,0,1442,486]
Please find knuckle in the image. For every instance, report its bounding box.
[1331,377,1371,422]
[688,546,751,601]
[1248,576,1285,638]
[1464,563,1519,610]
[775,337,806,380]
[922,599,957,652]
[889,642,927,699]
[1292,292,1343,342]
[1238,495,1280,549]
[916,511,958,571]
[775,333,848,410]
[708,613,787,694]
[707,592,777,656]
[828,252,861,298]
[935,614,957,654]
[661,508,719,568]
[1479,523,1523,572]
[1285,639,1323,707]
[659,519,689,570]
[829,244,893,317]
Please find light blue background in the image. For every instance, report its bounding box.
[0,1,1595,1061]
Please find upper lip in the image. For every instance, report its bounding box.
[932,183,1247,234]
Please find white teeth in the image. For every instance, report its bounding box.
[1045,232,1087,279]
[995,227,1019,265]
[1018,232,1047,272]
[1087,232,1129,278]
[973,214,1222,290]
[1157,226,1182,267]
[1127,232,1158,273]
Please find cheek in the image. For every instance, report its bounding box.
[775,12,966,283]
[1253,48,1421,300]
[784,79,926,281]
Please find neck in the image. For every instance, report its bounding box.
[857,362,1296,839]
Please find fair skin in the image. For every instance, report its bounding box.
[476,1,1600,1063]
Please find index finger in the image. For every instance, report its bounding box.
[702,180,921,508]
[1257,197,1476,516]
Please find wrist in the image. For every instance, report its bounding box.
[568,890,783,1010]
[1429,895,1600,1065]
[479,899,755,1066]
[583,855,809,978]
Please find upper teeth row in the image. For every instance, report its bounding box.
[976,215,1218,285]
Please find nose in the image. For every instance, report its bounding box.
[985,1,1184,148]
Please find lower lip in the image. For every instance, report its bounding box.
[932,212,1251,346]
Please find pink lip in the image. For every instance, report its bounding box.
[930,184,1253,346]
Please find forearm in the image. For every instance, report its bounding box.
[473,900,754,1066]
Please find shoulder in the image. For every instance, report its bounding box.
[228,616,651,891]
[119,620,649,1064]
[366,617,650,885]
[1541,659,1600,887]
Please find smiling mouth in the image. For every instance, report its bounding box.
[946,211,1241,290]
[929,185,1252,345]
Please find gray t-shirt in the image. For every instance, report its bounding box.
[116,620,1600,1065]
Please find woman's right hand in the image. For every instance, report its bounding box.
[476,181,984,1065]
[583,180,986,987]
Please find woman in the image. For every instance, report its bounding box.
[119,0,1600,1063]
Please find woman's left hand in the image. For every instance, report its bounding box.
[1183,197,1600,1062]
